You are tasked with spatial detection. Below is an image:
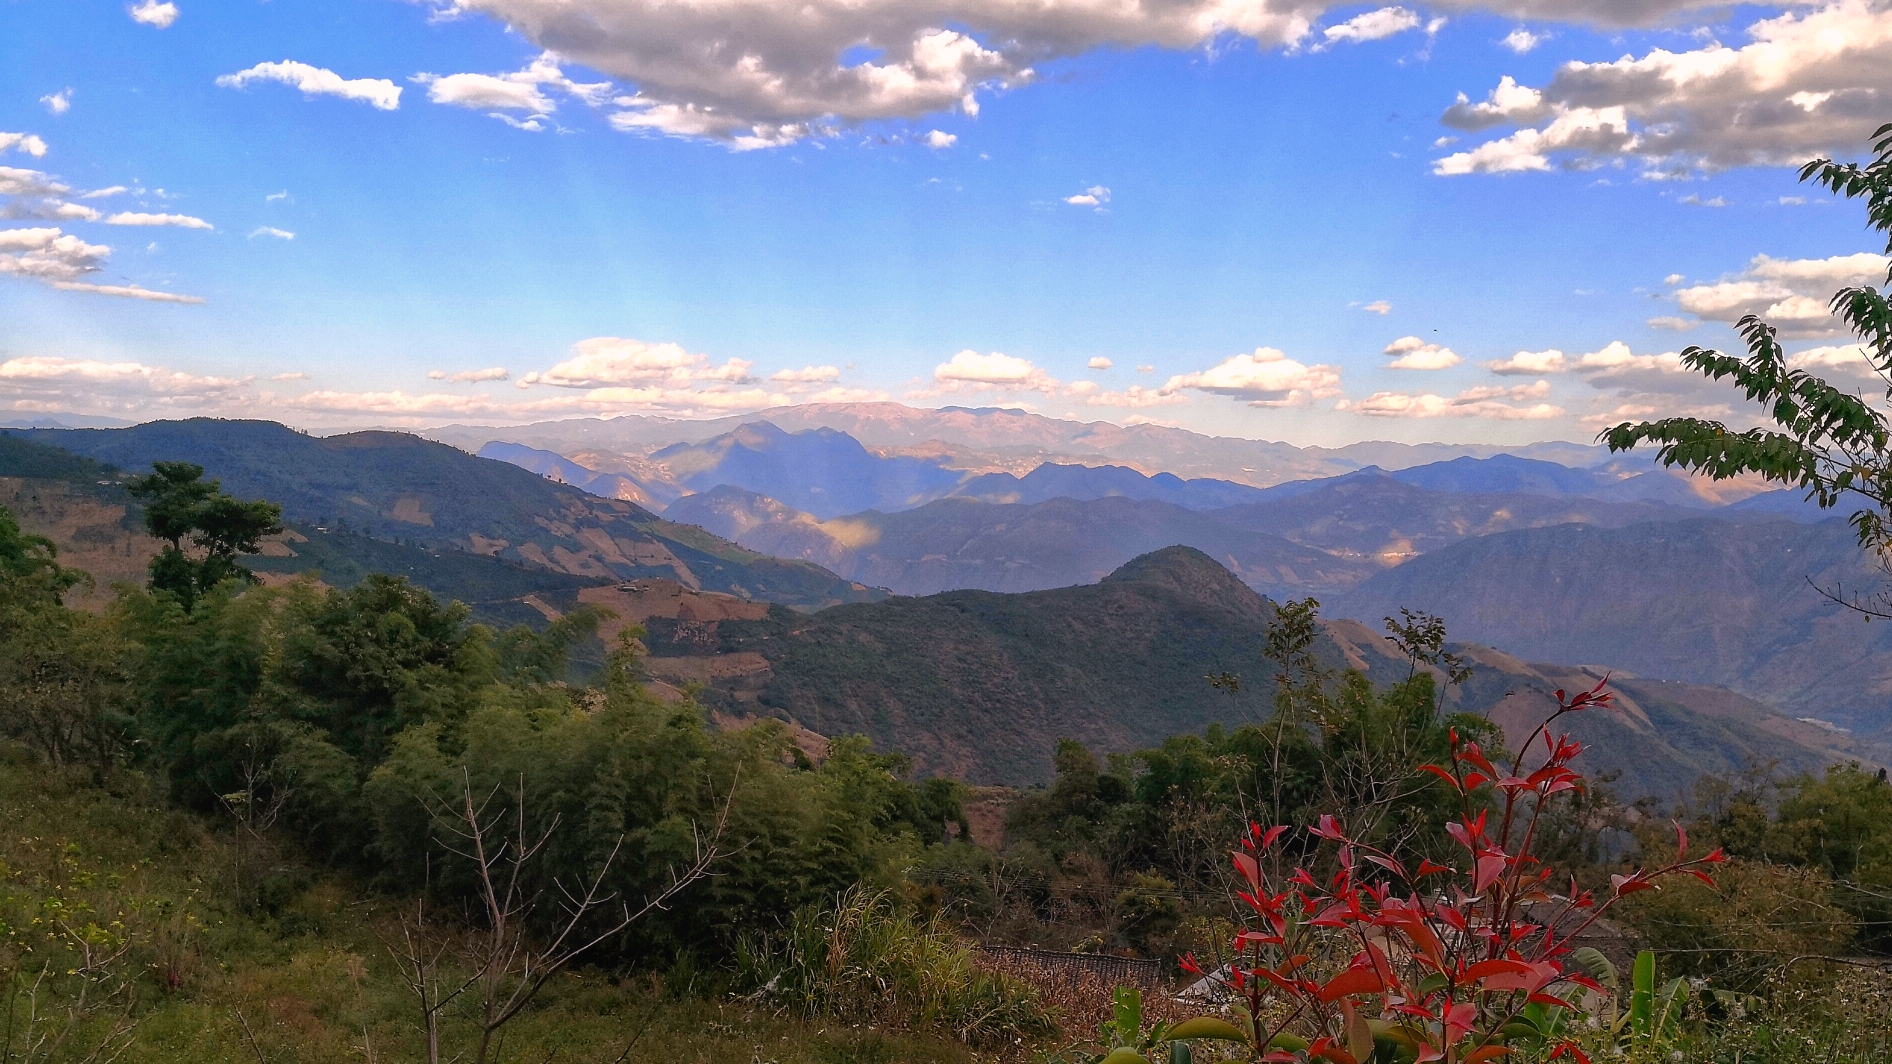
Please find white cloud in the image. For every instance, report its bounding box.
[270,372,309,381]
[1787,343,1881,381]
[1159,348,1342,407]
[413,52,611,129]
[1434,105,1635,175]
[519,337,753,388]
[0,167,66,197]
[1669,252,1890,336]
[81,186,127,200]
[0,356,241,425]
[437,0,1754,153]
[39,91,71,116]
[1083,384,1188,408]
[1317,6,1422,48]
[932,350,1060,393]
[249,226,295,240]
[770,365,843,382]
[128,0,179,28]
[1663,273,1685,285]
[1136,364,1155,373]
[1647,315,1697,330]
[1087,356,1114,370]
[266,190,290,203]
[1436,0,1892,176]
[0,227,109,282]
[1383,335,1463,370]
[1340,379,1561,419]
[429,366,510,383]
[1500,27,1544,53]
[925,130,958,148]
[1486,348,1569,374]
[1066,185,1111,207]
[217,61,403,111]
[107,212,213,229]
[0,134,49,159]
[287,390,506,416]
[50,281,206,304]
[1678,194,1727,207]
[2,199,101,222]
[1360,300,1393,315]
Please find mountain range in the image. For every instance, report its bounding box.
[641,546,1870,794]
[8,420,879,610]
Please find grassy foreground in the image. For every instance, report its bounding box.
[0,750,986,1064]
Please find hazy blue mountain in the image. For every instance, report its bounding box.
[18,419,879,609]
[423,402,1610,490]
[1208,473,1698,563]
[664,486,1376,597]
[950,462,1268,509]
[651,422,964,519]
[1332,514,1892,738]
[475,440,680,510]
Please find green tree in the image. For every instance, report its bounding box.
[0,504,83,608]
[1602,122,1892,609]
[126,461,283,610]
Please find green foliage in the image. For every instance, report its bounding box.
[735,886,1055,1047]
[126,462,283,610]
[0,504,84,608]
[1603,123,1892,578]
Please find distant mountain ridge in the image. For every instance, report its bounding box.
[423,402,1616,489]
[641,546,1867,794]
[14,420,879,610]
[1333,513,1892,739]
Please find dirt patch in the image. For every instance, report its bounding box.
[0,478,159,610]
[710,710,830,762]
[389,497,434,525]
[577,581,770,648]
[646,652,771,686]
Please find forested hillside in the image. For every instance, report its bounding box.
[17,420,880,609]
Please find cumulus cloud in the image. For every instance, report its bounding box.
[770,365,843,382]
[1668,252,1891,336]
[1500,27,1544,53]
[925,130,958,148]
[249,226,295,240]
[106,211,213,229]
[2,199,101,222]
[0,169,69,201]
[1339,379,1561,419]
[1087,357,1114,370]
[932,350,1060,393]
[1647,315,1697,330]
[1787,343,1882,382]
[1066,185,1110,208]
[1383,335,1463,370]
[429,366,511,383]
[0,134,48,159]
[0,227,109,282]
[0,356,242,423]
[413,52,611,130]
[217,61,403,111]
[1486,348,1569,375]
[1159,348,1342,407]
[39,91,71,116]
[1435,0,1892,176]
[1359,300,1393,314]
[1316,6,1422,48]
[82,186,128,200]
[519,337,753,389]
[128,0,178,28]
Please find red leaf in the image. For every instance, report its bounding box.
[1318,966,1385,1002]
[1463,1048,1515,1064]
[1233,850,1262,891]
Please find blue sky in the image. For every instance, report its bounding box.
[1,0,1887,445]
